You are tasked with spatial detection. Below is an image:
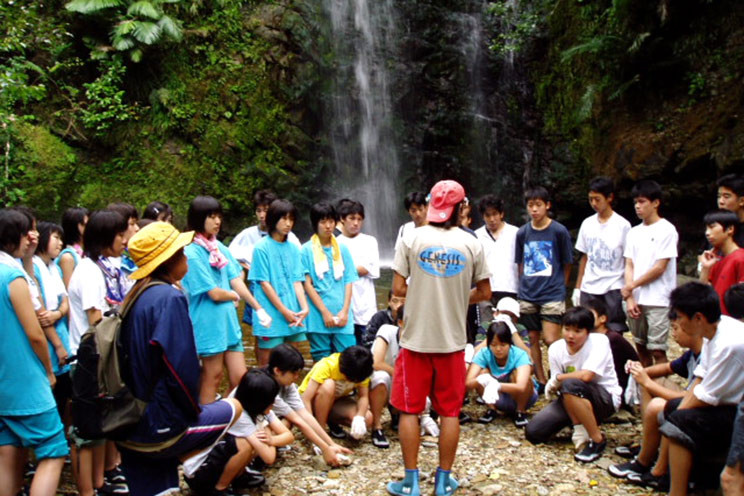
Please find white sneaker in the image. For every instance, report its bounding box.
[420,414,440,436]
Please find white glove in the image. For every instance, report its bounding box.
[571,288,581,307]
[420,414,440,437]
[464,343,474,364]
[545,376,561,401]
[483,380,501,405]
[476,374,500,404]
[572,424,590,450]
[255,308,272,328]
[350,415,366,440]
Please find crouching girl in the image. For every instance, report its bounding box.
[465,321,537,427]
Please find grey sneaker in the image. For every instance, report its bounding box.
[608,458,648,479]
[574,438,606,463]
[372,429,390,449]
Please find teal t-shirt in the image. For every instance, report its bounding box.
[300,241,358,335]
[473,345,534,384]
[249,237,305,338]
[55,246,80,277]
[182,241,243,354]
[34,264,71,376]
[0,264,56,415]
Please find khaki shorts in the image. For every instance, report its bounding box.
[626,304,670,351]
[518,300,565,331]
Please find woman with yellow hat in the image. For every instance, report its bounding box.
[116,222,242,496]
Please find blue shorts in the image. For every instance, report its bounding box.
[200,337,244,357]
[307,332,355,362]
[256,332,306,350]
[0,407,69,460]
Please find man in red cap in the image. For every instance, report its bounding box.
[387,180,491,496]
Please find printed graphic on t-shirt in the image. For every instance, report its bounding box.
[417,246,466,277]
[585,238,622,271]
[524,241,553,277]
[565,365,576,373]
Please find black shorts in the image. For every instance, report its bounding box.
[727,401,744,469]
[52,372,72,419]
[580,290,628,333]
[186,434,238,494]
[560,378,616,421]
[660,397,737,455]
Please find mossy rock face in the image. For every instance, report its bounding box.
[13,123,79,220]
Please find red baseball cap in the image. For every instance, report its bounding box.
[426,180,466,222]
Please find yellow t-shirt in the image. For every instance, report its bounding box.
[298,353,370,397]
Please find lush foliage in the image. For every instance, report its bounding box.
[65,0,183,62]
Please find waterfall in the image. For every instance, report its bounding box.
[324,0,401,262]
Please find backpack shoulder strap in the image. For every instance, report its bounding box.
[119,280,169,319]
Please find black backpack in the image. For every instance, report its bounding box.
[71,281,164,440]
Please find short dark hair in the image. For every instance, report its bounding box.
[12,206,36,226]
[703,209,739,237]
[562,306,595,331]
[486,321,513,347]
[254,190,278,208]
[404,192,427,210]
[725,283,744,320]
[337,199,364,219]
[266,199,297,235]
[524,186,550,205]
[669,282,721,324]
[310,202,338,232]
[142,201,172,221]
[234,369,280,421]
[717,174,744,197]
[36,221,64,256]
[187,195,223,233]
[339,346,373,383]
[61,207,89,246]
[582,298,608,319]
[268,344,305,373]
[631,179,662,202]
[0,208,32,255]
[588,176,615,198]
[107,202,139,222]
[83,210,128,260]
[478,195,504,215]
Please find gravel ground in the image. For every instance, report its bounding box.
[52,274,720,495]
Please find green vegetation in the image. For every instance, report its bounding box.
[1,0,317,230]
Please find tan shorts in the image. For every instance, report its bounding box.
[626,304,670,351]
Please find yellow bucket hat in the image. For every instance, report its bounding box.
[127,222,194,280]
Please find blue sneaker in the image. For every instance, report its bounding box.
[434,470,459,496]
[386,480,420,496]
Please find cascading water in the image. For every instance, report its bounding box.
[323,0,401,261]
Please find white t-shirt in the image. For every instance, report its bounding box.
[475,223,519,294]
[394,222,416,253]
[272,383,305,418]
[575,212,631,294]
[67,257,111,354]
[623,218,678,306]
[337,233,380,325]
[548,333,622,410]
[33,256,67,311]
[372,324,400,367]
[228,225,301,265]
[693,315,744,406]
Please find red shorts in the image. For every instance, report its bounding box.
[390,348,466,417]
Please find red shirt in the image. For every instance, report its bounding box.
[710,248,744,315]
